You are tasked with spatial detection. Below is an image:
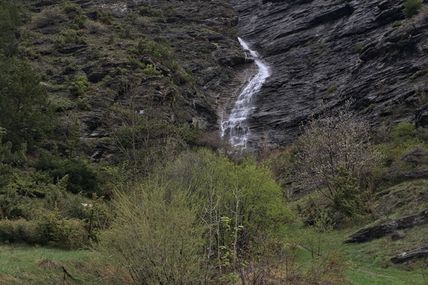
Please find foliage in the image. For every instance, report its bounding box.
[161,149,292,273]
[374,122,428,186]
[31,6,66,29]
[55,28,86,47]
[0,57,52,149]
[70,73,89,96]
[404,0,423,17]
[0,1,21,56]
[0,213,88,249]
[35,154,101,196]
[293,106,379,218]
[100,182,205,284]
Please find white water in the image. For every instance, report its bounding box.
[220,37,271,149]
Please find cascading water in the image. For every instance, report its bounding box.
[221,37,271,149]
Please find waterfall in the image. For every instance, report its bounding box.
[221,37,271,149]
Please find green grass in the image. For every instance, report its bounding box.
[0,245,101,285]
[285,225,428,285]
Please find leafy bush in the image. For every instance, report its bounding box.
[404,0,423,17]
[101,149,291,282]
[35,211,88,249]
[0,219,37,244]
[35,155,101,196]
[55,29,86,47]
[293,106,380,218]
[70,73,89,96]
[0,214,88,249]
[100,182,205,284]
[162,149,292,267]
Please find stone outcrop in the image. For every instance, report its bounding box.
[345,209,428,243]
[391,245,428,263]
[230,0,428,148]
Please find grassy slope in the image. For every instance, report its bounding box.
[0,246,100,285]
[290,227,427,285]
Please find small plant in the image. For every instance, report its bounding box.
[404,0,423,18]
[327,84,338,94]
[354,42,364,53]
[142,63,161,76]
[62,1,81,15]
[70,74,89,96]
[55,29,86,47]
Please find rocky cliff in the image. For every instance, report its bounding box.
[23,0,246,160]
[230,0,428,148]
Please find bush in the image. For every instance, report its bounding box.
[31,6,66,29]
[404,0,423,17]
[35,155,101,196]
[100,183,205,284]
[0,214,88,249]
[100,149,292,282]
[70,73,89,96]
[162,149,292,268]
[0,219,37,244]
[55,29,86,47]
[293,106,379,218]
[35,212,88,249]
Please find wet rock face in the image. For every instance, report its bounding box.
[231,0,428,147]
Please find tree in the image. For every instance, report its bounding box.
[162,150,292,275]
[294,106,379,216]
[0,57,52,149]
[0,1,21,57]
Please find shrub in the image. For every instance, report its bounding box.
[31,6,66,29]
[162,149,292,268]
[404,0,423,17]
[354,42,364,53]
[84,20,107,34]
[293,106,380,218]
[35,212,88,249]
[0,219,37,244]
[137,39,172,60]
[70,73,89,96]
[35,155,101,196]
[101,149,292,282]
[55,29,86,47]
[0,57,52,149]
[62,1,81,15]
[142,63,161,76]
[100,183,205,284]
[0,215,87,249]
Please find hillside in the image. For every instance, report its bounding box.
[0,0,427,284]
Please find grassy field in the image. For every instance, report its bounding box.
[1,240,426,285]
[290,226,428,285]
[0,245,102,285]
[0,225,427,284]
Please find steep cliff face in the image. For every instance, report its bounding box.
[231,0,428,147]
[24,0,245,160]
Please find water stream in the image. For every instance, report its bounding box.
[220,37,271,149]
